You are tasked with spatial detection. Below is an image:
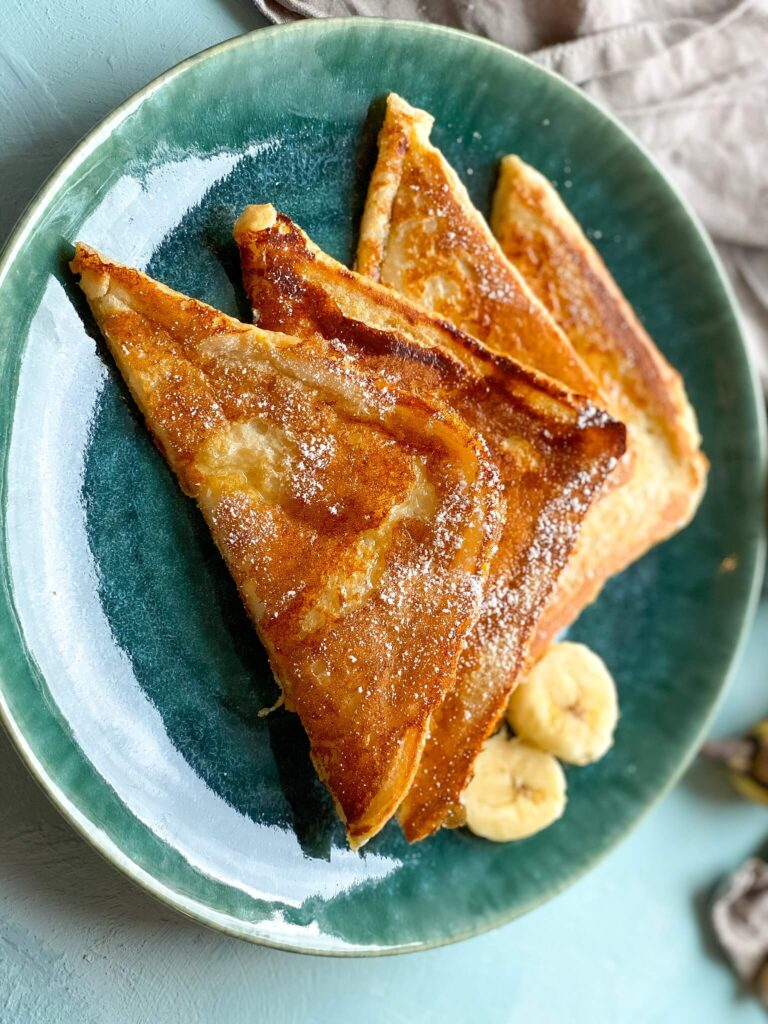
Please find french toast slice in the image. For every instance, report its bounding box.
[70,244,503,848]
[491,156,708,651]
[235,206,625,840]
[356,93,599,400]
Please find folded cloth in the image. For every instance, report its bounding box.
[712,857,768,1006]
[254,0,768,389]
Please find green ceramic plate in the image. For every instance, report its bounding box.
[0,20,764,956]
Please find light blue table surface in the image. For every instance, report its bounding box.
[1,3,766,1021]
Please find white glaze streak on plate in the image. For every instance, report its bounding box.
[5,155,397,907]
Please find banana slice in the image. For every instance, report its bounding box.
[507,642,618,766]
[462,730,567,842]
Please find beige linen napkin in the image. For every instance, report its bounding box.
[713,858,768,1005]
[253,0,768,388]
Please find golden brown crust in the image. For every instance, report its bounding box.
[491,156,708,650]
[70,243,503,847]
[235,207,625,840]
[355,94,600,401]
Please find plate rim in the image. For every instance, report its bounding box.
[0,17,765,957]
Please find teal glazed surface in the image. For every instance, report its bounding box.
[0,20,764,955]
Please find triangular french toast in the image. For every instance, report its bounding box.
[70,243,504,848]
[356,93,599,400]
[490,156,708,652]
[234,206,625,840]
[356,95,707,658]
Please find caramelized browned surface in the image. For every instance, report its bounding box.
[356,94,599,401]
[235,207,625,840]
[70,244,502,847]
[491,156,708,651]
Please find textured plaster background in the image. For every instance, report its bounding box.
[0,2,766,1021]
